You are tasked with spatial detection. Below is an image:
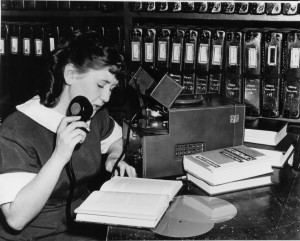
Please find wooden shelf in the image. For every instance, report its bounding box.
[1,10,124,18]
[129,12,300,22]
[3,10,300,22]
[246,116,300,123]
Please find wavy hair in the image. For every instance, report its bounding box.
[38,30,126,107]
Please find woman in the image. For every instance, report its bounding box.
[0,30,136,240]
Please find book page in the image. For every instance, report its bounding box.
[100,177,182,200]
[75,212,159,229]
[75,191,169,221]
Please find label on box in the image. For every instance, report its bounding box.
[198,44,208,64]
[0,39,5,55]
[131,41,140,61]
[212,45,222,65]
[158,41,167,61]
[145,42,154,62]
[248,48,257,68]
[11,37,18,54]
[290,48,300,68]
[267,45,277,66]
[185,43,195,63]
[35,39,43,56]
[23,38,30,55]
[229,46,238,66]
[49,37,55,52]
[172,43,181,63]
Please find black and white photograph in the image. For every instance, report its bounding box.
[1,1,300,240]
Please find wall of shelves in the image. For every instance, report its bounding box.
[1,1,128,122]
[2,1,300,124]
[123,2,300,123]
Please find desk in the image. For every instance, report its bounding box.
[106,165,300,240]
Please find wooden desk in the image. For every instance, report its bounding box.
[106,165,300,240]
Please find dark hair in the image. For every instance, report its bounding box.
[39,30,126,107]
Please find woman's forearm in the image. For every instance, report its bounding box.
[105,138,123,172]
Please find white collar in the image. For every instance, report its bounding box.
[16,96,65,133]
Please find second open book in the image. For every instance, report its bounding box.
[75,176,183,228]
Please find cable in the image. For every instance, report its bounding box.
[111,104,147,178]
[64,96,93,226]
[66,158,76,226]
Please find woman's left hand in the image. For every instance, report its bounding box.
[105,138,137,177]
[113,160,137,177]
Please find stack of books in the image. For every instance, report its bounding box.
[183,145,274,196]
[244,118,295,168]
[244,118,288,146]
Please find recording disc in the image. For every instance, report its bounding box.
[151,195,237,238]
[191,195,237,223]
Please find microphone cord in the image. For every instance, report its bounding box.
[66,158,76,226]
[64,96,93,226]
[111,103,147,178]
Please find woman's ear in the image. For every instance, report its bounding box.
[64,63,78,85]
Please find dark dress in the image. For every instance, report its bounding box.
[0,108,115,240]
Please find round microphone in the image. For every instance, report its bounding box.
[67,96,93,122]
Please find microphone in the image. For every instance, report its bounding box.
[67,96,93,122]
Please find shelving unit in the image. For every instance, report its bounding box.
[122,2,300,123]
[2,1,300,124]
[1,2,128,122]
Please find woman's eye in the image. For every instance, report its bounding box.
[98,84,104,88]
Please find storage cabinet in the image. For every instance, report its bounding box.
[2,1,300,123]
[1,1,127,122]
[123,2,300,123]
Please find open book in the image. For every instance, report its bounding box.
[74,176,183,228]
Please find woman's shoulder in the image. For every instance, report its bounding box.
[0,111,40,136]
[91,107,109,123]
[89,108,112,133]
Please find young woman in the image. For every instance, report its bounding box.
[0,30,136,240]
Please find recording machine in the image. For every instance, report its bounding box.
[124,67,245,178]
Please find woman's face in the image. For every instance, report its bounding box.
[69,67,118,117]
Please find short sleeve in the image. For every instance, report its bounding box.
[0,125,39,205]
[91,109,122,154]
[0,128,40,174]
[0,172,36,205]
[100,119,122,154]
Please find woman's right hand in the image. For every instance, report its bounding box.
[52,116,89,166]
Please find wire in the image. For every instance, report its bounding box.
[66,158,76,226]
[110,103,147,178]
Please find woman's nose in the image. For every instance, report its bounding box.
[100,88,111,103]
